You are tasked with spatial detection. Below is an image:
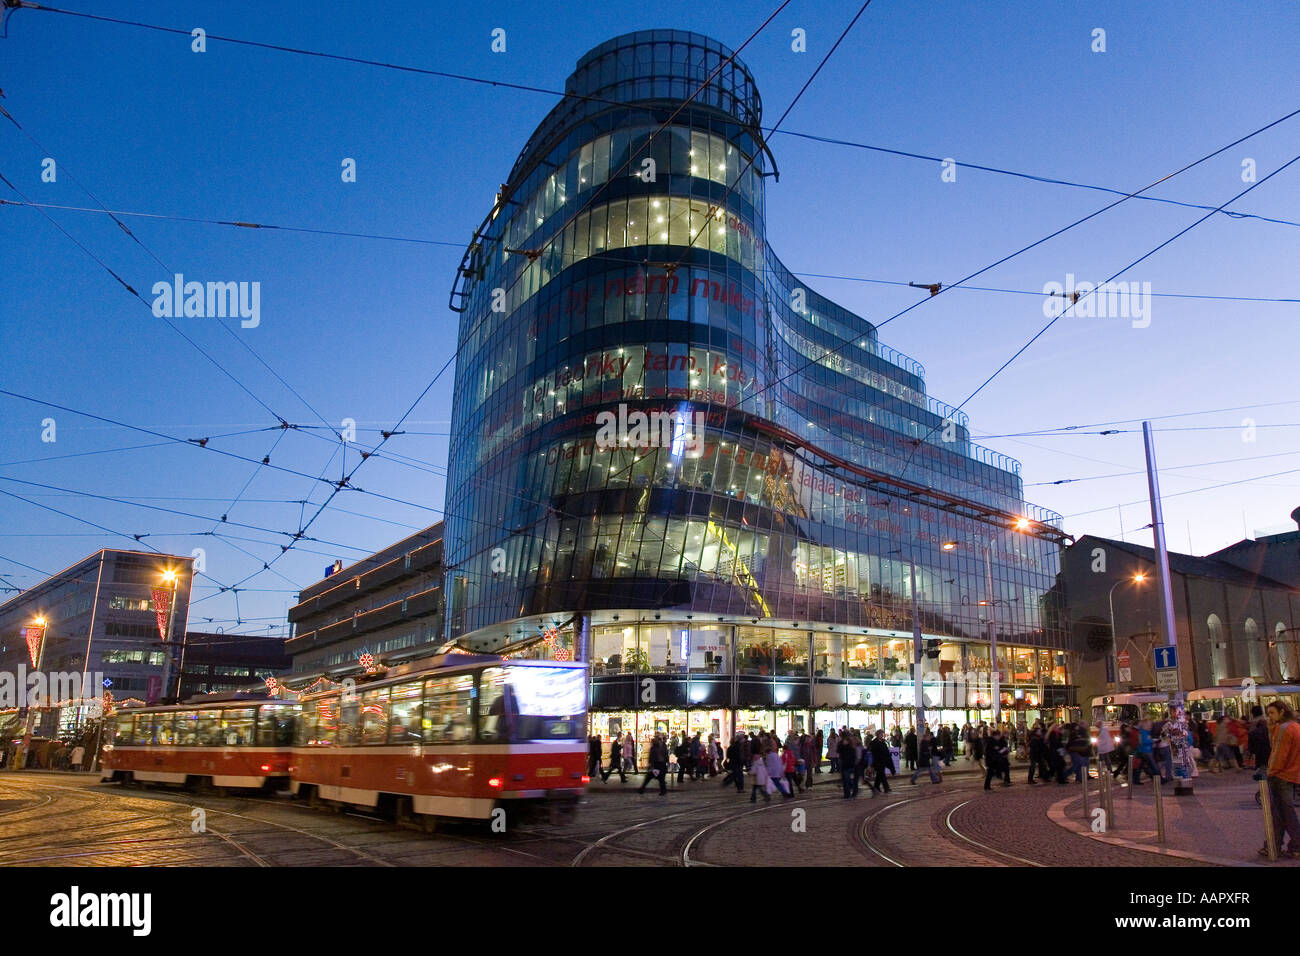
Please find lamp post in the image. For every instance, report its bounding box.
[16,616,47,769]
[156,569,181,703]
[886,548,926,735]
[944,517,1033,728]
[1107,573,1147,691]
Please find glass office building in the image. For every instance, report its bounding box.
[445,31,1072,749]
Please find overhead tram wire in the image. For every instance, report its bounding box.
[970,398,1300,438]
[14,3,1300,234]
[737,105,1300,489]
[885,148,1300,490]
[0,475,380,555]
[1027,448,1300,487]
[195,2,801,595]
[1064,464,1300,520]
[6,198,1297,308]
[1,102,354,549]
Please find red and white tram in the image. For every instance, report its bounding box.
[101,694,298,790]
[291,655,587,826]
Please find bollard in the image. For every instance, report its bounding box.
[1104,760,1115,829]
[1260,778,1278,862]
[1153,775,1166,844]
[1082,757,1091,818]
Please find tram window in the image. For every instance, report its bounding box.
[113,715,135,746]
[175,711,200,746]
[148,713,176,746]
[360,689,390,745]
[388,682,423,744]
[424,674,474,743]
[338,696,361,746]
[315,698,339,746]
[196,710,223,746]
[257,704,297,746]
[296,699,318,746]
[505,665,586,741]
[220,707,255,746]
[477,668,509,742]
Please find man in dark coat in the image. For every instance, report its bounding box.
[869,730,894,793]
[721,734,746,792]
[587,734,603,779]
[903,728,918,770]
[600,735,625,782]
[638,733,670,795]
[938,725,953,767]
[984,729,1011,789]
[1027,727,1047,784]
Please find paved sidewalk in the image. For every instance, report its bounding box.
[1048,769,1299,867]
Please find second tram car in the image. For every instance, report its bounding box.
[290,655,586,826]
[101,694,298,790]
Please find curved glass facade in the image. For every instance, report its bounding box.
[445,30,1070,716]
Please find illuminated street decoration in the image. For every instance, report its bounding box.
[23,624,45,667]
[150,587,173,641]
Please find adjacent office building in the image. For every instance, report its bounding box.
[286,524,445,677]
[442,30,1073,752]
[0,549,194,734]
[1061,510,1300,708]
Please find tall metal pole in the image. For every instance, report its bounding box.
[984,542,1000,727]
[1143,421,1193,794]
[910,559,925,734]
[165,578,180,701]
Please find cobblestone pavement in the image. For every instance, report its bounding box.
[0,769,1234,866]
[1049,769,1300,867]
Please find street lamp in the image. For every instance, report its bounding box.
[15,616,48,769]
[943,516,1034,727]
[886,548,926,736]
[1107,572,1147,691]
[156,568,182,703]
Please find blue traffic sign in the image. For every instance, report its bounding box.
[1153,646,1179,669]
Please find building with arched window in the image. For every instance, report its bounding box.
[1059,523,1300,706]
[443,31,1072,748]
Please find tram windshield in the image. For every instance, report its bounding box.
[480,666,585,742]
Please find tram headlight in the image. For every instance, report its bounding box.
[488,777,503,788]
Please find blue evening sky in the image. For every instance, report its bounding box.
[2,1,1297,635]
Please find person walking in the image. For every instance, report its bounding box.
[800,732,815,790]
[813,729,824,774]
[638,733,670,796]
[1066,723,1091,783]
[750,743,774,803]
[903,728,917,772]
[1131,720,1160,785]
[782,743,804,794]
[722,734,746,792]
[1248,705,1271,774]
[852,730,868,795]
[1261,700,1300,859]
[938,725,953,768]
[837,732,858,798]
[766,743,792,799]
[984,728,1011,789]
[910,729,942,785]
[601,735,626,783]
[588,734,603,780]
[869,730,893,794]
[829,729,842,774]
[623,731,637,773]
[1027,726,1047,785]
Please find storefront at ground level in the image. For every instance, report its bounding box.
[586,700,1070,765]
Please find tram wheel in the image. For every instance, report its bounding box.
[419,814,438,835]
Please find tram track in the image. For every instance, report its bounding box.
[0,777,396,866]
